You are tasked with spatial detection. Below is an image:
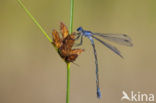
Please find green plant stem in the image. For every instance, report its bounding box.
[17,1,74,103]
[69,0,74,34]
[66,0,74,103]
[66,63,70,103]
[17,0,52,43]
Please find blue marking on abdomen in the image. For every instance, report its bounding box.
[97,88,101,98]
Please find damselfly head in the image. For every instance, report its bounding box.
[77,27,83,32]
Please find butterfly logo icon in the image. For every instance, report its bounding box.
[121,91,130,101]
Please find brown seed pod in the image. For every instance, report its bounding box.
[52,22,84,63]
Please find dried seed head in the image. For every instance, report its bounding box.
[52,29,62,48]
[60,22,69,39]
[52,22,84,63]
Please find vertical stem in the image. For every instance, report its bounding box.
[69,0,74,34]
[66,0,74,103]
[66,63,70,103]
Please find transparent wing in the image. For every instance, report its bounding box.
[92,33,133,47]
[92,36,123,58]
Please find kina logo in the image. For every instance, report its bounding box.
[121,90,154,102]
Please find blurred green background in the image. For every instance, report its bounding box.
[1,0,156,103]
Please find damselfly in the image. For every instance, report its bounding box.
[75,27,133,98]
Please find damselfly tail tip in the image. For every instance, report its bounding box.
[97,88,102,98]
